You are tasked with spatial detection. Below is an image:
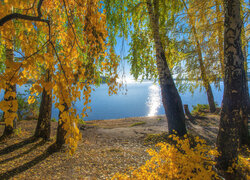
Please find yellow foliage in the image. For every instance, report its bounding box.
[0,87,18,127]
[0,0,120,154]
[4,111,17,127]
[112,134,219,180]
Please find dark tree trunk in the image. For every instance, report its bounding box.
[35,42,53,140]
[34,69,52,140]
[147,0,187,136]
[241,21,250,145]
[196,31,216,113]
[56,103,68,148]
[184,104,194,122]
[215,0,225,77]
[204,79,216,113]
[182,0,216,113]
[1,47,17,139]
[216,0,248,175]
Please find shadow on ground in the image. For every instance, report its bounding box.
[186,115,219,145]
[0,137,38,156]
[0,140,45,165]
[0,137,56,179]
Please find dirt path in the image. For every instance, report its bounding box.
[0,114,219,179]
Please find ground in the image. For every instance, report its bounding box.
[0,114,220,179]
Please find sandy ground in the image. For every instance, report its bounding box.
[0,114,220,179]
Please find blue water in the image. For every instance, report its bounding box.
[1,81,249,121]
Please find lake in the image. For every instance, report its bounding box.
[1,81,249,121]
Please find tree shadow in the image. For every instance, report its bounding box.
[0,143,58,179]
[187,116,219,145]
[194,115,208,121]
[0,137,38,156]
[0,140,46,165]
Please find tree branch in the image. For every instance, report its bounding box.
[50,41,69,85]
[0,0,48,26]
[37,0,43,17]
[21,0,37,14]
[0,13,49,26]
[62,0,84,52]
[9,40,50,82]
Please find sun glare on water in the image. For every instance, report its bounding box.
[147,84,161,116]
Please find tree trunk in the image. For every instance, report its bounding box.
[241,17,250,145]
[146,0,187,136]
[182,0,216,113]
[34,69,52,140]
[1,47,17,139]
[198,54,216,113]
[1,85,17,138]
[56,103,68,147]
[215,0,225,77]
[216,0,248,175]
[184,104,194,122]
[34,42,53,140]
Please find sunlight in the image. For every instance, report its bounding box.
[147,84,161,117]
[117,76,137,84]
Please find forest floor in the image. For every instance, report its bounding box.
[0,113,221,179]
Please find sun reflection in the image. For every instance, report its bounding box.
[147,84,161,116]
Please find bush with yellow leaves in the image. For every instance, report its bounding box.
[112,134,219,180]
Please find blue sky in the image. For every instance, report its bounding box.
[114,34,250,81]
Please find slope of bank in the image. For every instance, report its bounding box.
[0,114,220,179]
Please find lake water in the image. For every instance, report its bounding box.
[1,81,249,121]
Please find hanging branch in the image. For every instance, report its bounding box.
[0,0,48,26]
[62,0,84,52]
[50,41,74,105]
[8,40,50,82]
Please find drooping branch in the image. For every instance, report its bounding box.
[62,0,84,52]
[50,42,68,83]
[0,0,48,26]
[50,41,74,104]
[9,40,50,82]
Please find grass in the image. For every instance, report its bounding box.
[144,133,169,145]
[78,118,86,125]
[130,121,146,127]
[51,118,57,122]
[191,104,210,116]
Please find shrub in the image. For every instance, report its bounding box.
[112,134,219,180]
[14,127,23,137]
[78,118,86,125]
[51,118,57,122]
[191,104,210,116]
[144,133,198,147]
[233,146,250,179]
